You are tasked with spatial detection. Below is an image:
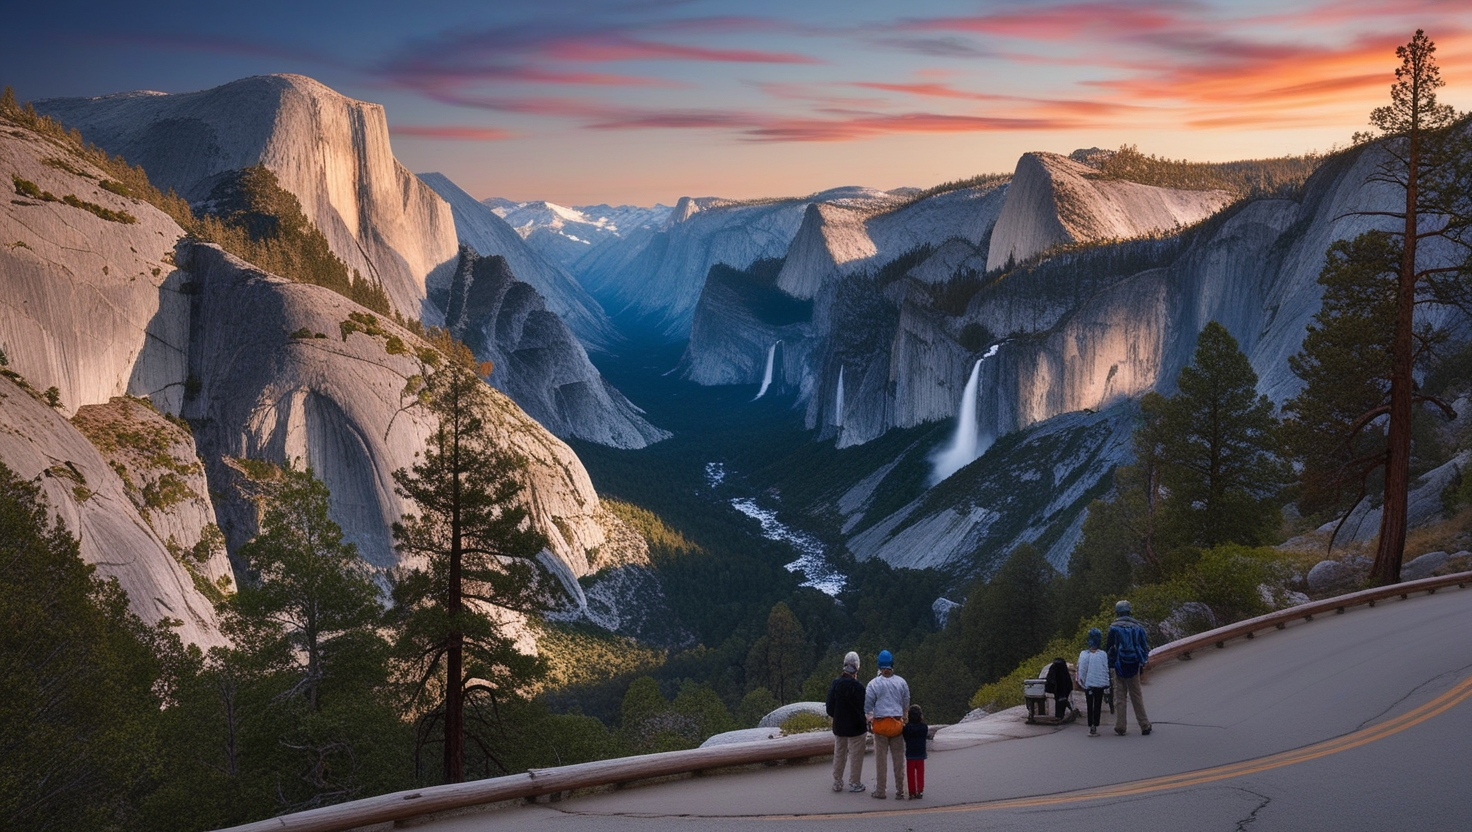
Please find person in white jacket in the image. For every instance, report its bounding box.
[1075,628,1111,736]
[864,650,911,799]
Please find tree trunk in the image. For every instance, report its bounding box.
[445,417,465,783]
[1372,127,1419,586]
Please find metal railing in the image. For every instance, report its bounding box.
[1148,570,1471,665]
[223,570,1472,832]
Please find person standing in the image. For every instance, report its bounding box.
[826,651,867,793]
[864,649,910,800]
[901,704,928,800]
[1076,628,1110,736]
[1106,600,1153,736]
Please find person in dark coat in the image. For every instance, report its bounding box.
[901,704,929,800]
[826,651,867,792]
[1044,657,1075,720]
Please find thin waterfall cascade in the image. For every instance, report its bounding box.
[834,366,845,428]
[753,341,780,400]
[929,343,1000,485]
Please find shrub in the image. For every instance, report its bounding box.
[779,711,830,735]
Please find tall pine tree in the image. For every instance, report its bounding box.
[389,333,552,783]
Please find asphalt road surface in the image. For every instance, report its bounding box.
[416,586,1472,832]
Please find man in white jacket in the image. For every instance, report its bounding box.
[864,650,911,800]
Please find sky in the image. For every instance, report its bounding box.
[5,1,1472,206]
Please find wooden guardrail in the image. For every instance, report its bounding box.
[224,570,1472,832]
[1148,570,1472,665]
[222,730,834,832]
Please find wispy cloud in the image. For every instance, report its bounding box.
[390,125,515,140]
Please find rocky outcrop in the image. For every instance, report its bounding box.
[0,126,190,415]
[985,152,1233,271]
[577,188,893,336]
[0,376,229,648]
[417,173,615,349]
[2,124,229,645]
[776,183,1008,300]
[440,246,668,449]
[178,241,643,590]
[37,74,459,322]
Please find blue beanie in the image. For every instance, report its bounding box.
[1087,628,1102,648]
[877,649,893,668]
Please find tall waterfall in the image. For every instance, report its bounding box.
[930,343,1000,485]
[834,366,845,428]
[753,341,780,400]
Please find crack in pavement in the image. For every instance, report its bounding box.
[1353,660,1472,732]
[1233,787,1271,831]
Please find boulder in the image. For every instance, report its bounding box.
[698,727,783,748]
[933,597,962,630]
[1159,601,1218,642]
[1402,551,1450,581]
[1307,559,1366,594]
[758,701,829,729]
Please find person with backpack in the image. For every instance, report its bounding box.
[864,650,910,800]
[1106,600,1153,736]
[826,651,867,793]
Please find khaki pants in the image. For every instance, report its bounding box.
[832,734,865,787]
[1113,671,1151,734]
[871,732,905,796]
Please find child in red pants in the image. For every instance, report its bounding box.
[901,704,928,799]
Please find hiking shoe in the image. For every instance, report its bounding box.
[912,793,923,800]
[1141,727,1152,736]
[895,792,905,800]
[871,790,887,799]
[833,781,844,792]
[1089,727,1098,736]
[848,783,867,793]
[1115,728,1127,736]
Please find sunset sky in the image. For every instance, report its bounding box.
[6,0,1472,206]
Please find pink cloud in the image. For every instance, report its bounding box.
[390,125,515,141]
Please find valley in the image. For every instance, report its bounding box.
[3,21,1471,828]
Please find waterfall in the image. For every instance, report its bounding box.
[930,343,1000,485]
[753,341,780,400]
[835,366,845,428]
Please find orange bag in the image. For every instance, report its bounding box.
[872,716,904,737]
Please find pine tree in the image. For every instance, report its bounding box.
[1350,30,1469,584]
[1158,322,1288,548]
[958,544,1056,683]
[0,461,170,831]
[1284,233,1401,526]
[744,601,807,703]
[230,466,381,710]
[389,334,552,783]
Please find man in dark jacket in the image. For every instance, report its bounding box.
[1105,600,1153,736]
[826,651,867,792]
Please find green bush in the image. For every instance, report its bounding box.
[779,711,830,735]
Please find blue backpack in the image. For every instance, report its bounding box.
[1113,624,1144,666]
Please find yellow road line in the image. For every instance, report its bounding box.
[756,673,1472,821]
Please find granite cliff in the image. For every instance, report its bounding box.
[36,74,460,322]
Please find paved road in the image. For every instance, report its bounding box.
[420,587,1472,831]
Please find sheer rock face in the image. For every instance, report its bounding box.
[0,377,229,648]
[985,152,1233,271]
[0,127,191,416]
[178,242,641,591]
[680,184,1007,435]
[37,74,459,322]
[417,173,616,350]
[440,246,668,449]
[775,184,1008,300]
[577,187,893,337]
[1,126,228,645]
